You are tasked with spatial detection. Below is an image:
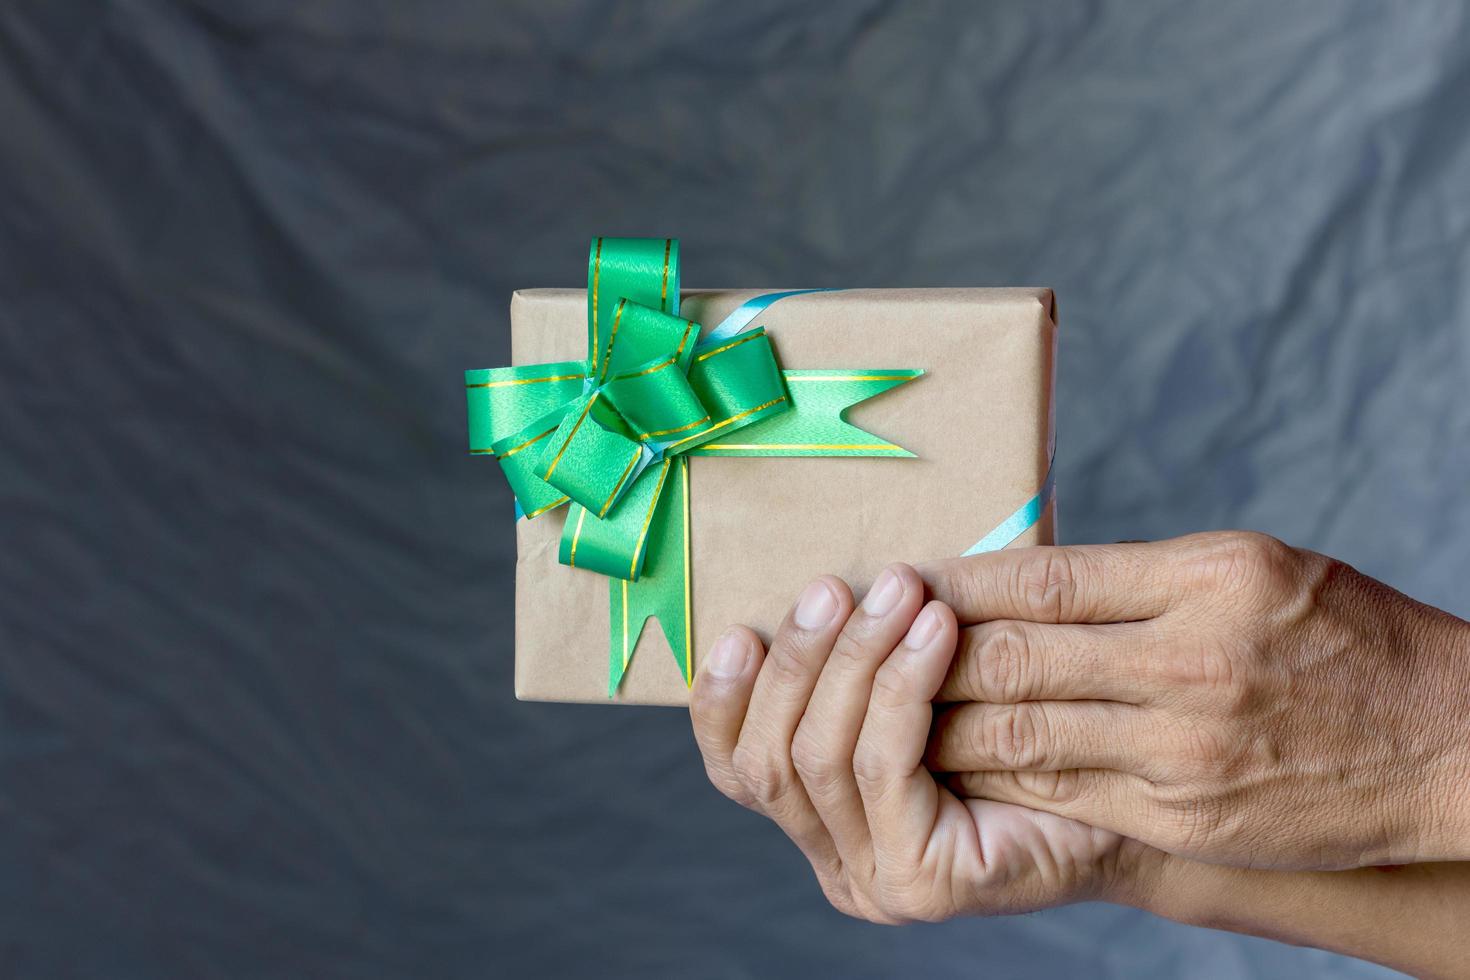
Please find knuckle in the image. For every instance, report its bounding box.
[851,740,888,790]
[1179,718,1274,785]
[881,897,930,924]
[703,762,755,808]
[1017,768,1081,804]
[869,658,917,705]
[790,729,846,795]
[1216,665,1265,721]
[838,606,886,647]
[841,881,902,925]
[1163,639,1267,724]
[1186,531,1291,598]
[974,622,1035,702]
[850,896,903,925]
[828,630,880,674]
[873,872,938,924]
[828,637,871,670]
[764,636,819,685]
[1163,638,1238,691]
[730,744,789,807]
[853,904,903,926]
[814,873,861,919]
[1178,723,1234,774]
[983,703,1048,770]
[1013,549,1081,621]
[1277,549,1343,625]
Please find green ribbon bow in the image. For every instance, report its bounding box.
[467,238,921,694]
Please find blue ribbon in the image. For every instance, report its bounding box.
[963,464,1055,556]
[699,288,838,346]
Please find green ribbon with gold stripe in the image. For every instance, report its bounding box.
[466,238,921,695]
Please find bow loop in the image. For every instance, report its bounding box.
[673,327,790,453]
[524,392,640,517]
[532,294,720,517]
[466,238,923,695]
[589,238,680,378]
[602,364,711,447]
[598,300,710,446]
[599,298,697,380]
[557,458,675,581]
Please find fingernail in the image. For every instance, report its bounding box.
[903,605,941,649]
[706,629,749,680]
[793,579,838,630]
[861,567,903,617]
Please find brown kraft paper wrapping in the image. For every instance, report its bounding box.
[507,287,1057,705]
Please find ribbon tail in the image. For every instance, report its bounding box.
[689,369,923,457]
[607,457,692,696]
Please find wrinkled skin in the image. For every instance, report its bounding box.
[923,532,1470,871]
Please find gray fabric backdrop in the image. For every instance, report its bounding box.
[4,1,1467,977]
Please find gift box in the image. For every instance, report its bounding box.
[467,239,1056,706]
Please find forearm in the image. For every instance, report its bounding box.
[1420,605,1470,862]
[1124,852,1470,978]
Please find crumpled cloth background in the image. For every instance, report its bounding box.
[4,1,1467,977]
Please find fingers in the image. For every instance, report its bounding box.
[689,626,765,808]
[937,620,1159,705]
[853,600,961,869]
[948,769,1152,843]
[738,575,855,765]
[918,543,1177,626]
[729,576,854,874]
[926,700,1155,775]
[794,563,927,870]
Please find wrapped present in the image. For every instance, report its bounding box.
[466,239,1056,705]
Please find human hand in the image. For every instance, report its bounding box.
[922,532,1470,870]
[688,563,1155,923]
